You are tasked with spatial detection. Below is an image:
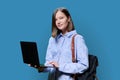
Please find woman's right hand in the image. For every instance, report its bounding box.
[28,64,38,68]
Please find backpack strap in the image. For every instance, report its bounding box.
[71,34,77,63]
[71,34,78,79]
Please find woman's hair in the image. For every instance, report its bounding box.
[52,7,75,38]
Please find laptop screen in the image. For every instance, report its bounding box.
[20,41,40,67]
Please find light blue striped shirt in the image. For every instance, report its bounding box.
[45,30,89,80]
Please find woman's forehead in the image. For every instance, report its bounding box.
[55,11,66,17]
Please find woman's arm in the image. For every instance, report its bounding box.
[45,37,55,67]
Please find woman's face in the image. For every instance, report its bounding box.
[55,11,70,34]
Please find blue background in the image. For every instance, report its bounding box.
[0,0,120,80]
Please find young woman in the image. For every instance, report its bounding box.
[45,7,89,80]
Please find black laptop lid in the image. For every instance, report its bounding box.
[20,41,40,67]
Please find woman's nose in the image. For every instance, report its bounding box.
[57,20,61,24]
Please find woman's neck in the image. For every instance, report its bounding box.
[62,30,68,35]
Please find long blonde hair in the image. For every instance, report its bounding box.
[51,7,75,38]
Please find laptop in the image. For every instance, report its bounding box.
[20,41,53,69]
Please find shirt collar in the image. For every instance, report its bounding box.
[57,30,77,38]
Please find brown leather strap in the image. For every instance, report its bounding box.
[71,34,77,63]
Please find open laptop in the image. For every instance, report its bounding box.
[20,41,53,69]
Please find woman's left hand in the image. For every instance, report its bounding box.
[49,61,59,68]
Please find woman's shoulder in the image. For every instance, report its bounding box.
[74,34,86,43]
[48,36,56,43]
[75,34,84,39]
[71,30,83,39]
[49,36,55,41]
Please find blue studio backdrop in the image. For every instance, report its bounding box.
[0,0,120,80]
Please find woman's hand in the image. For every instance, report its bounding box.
[49,61,59,68]
[28,64,38,68]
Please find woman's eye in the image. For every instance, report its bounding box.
[59,17,63,19]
